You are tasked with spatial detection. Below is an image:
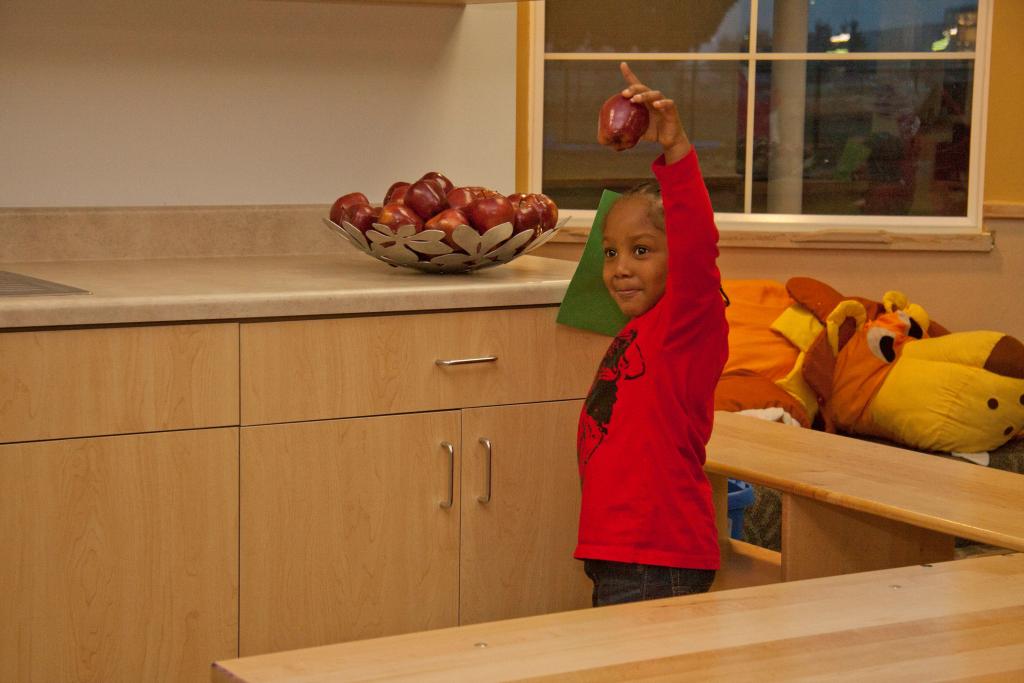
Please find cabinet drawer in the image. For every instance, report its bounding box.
[0,323,238,443]
[241,307,608,425]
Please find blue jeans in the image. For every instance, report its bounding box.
[583,559,715,607]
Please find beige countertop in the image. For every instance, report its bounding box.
[0,252,579,329]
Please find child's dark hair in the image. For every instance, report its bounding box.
[619,181,665,231]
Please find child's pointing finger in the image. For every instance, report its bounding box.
[620,61,642,85]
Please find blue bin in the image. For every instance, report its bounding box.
[727,479,755,541]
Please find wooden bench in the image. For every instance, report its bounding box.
[707,411,1024,587]
[211,553,1024,682]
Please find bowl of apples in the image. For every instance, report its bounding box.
[325,171,567,273]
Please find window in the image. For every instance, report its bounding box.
[529,0,991,240]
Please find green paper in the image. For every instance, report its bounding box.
[556,189,629,337]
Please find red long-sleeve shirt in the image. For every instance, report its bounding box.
[575,150,728,569]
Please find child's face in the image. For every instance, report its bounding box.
[602,196,668,318]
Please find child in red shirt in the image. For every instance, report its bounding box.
[576,63,729,606]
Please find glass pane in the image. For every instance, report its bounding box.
[757,0,978,53]
[545,0,751,54]
[543,61,747,212]
[750,60,973,216]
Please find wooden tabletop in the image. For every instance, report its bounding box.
[706,411,1024,552]
[211,553,1024,682]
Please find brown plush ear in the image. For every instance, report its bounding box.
[928,320,951,337]
[985,335,1024,380]
[836,316,859,351]
[800,333,835,430]
[853,297,884,322]
[787,277,885,324]
[786,277,845,322]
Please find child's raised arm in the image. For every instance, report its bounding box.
[617,63,722,324]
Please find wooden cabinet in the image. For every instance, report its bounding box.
[2,305,606,674]
[0,322,240,682]
[0,429,238,683]
[239,401,591,655]
[238,307,606,654]
[239,412,462,656]
[460,401,591,624]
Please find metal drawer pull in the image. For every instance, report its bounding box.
[440,441,454,509]
[477,438,492,504]
[435,356,497,367]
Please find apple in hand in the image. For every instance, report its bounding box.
[597,94,650,151]
[347,204,382,233]
[384,181,410,205]
[465,193,514,234]
[419,171,454,196]
[404,177,449,220]
[424,207,470,247]
[376,202,423,232]
[329,191,370,224]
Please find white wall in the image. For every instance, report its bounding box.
[0,0,517,207]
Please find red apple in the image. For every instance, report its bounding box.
[424,207,470,247]
[329,191,370,224]
[384,181,410,205]
[446,186,488,211]
[419,171,454,196]
[404,177,449,220]
[508,193,542,235]
[465,193,514,234]
[597,94,650,151]
[376,202,423,232]
[508,193,559,234]
[347,204,382,233]
[534,193,559,230]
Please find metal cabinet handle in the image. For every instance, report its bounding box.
[440,441,454,509]
[477,437,492,504]
[435,356,497,367]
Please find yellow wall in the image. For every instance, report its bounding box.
[984,0,1024,204]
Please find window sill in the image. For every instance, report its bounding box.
[549,226,994,252]
[546,202,1024,253]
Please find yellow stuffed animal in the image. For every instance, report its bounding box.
[715,277,1024,458]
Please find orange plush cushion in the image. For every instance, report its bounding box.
[722,280,799,383]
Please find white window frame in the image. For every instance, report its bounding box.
[527,0,995,242]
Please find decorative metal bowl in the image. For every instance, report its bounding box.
[322,216,568,273]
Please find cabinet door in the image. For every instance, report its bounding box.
[460,401,590,625]
[241,412,461,656]
[0,429,238,683]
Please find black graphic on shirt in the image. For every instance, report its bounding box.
[578,329,645,470]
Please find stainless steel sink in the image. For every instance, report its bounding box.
[0,270,90,296]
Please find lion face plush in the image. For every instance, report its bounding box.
[793,278,1024,454]
[837,317,1024,453]
[716,277,1024,455]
